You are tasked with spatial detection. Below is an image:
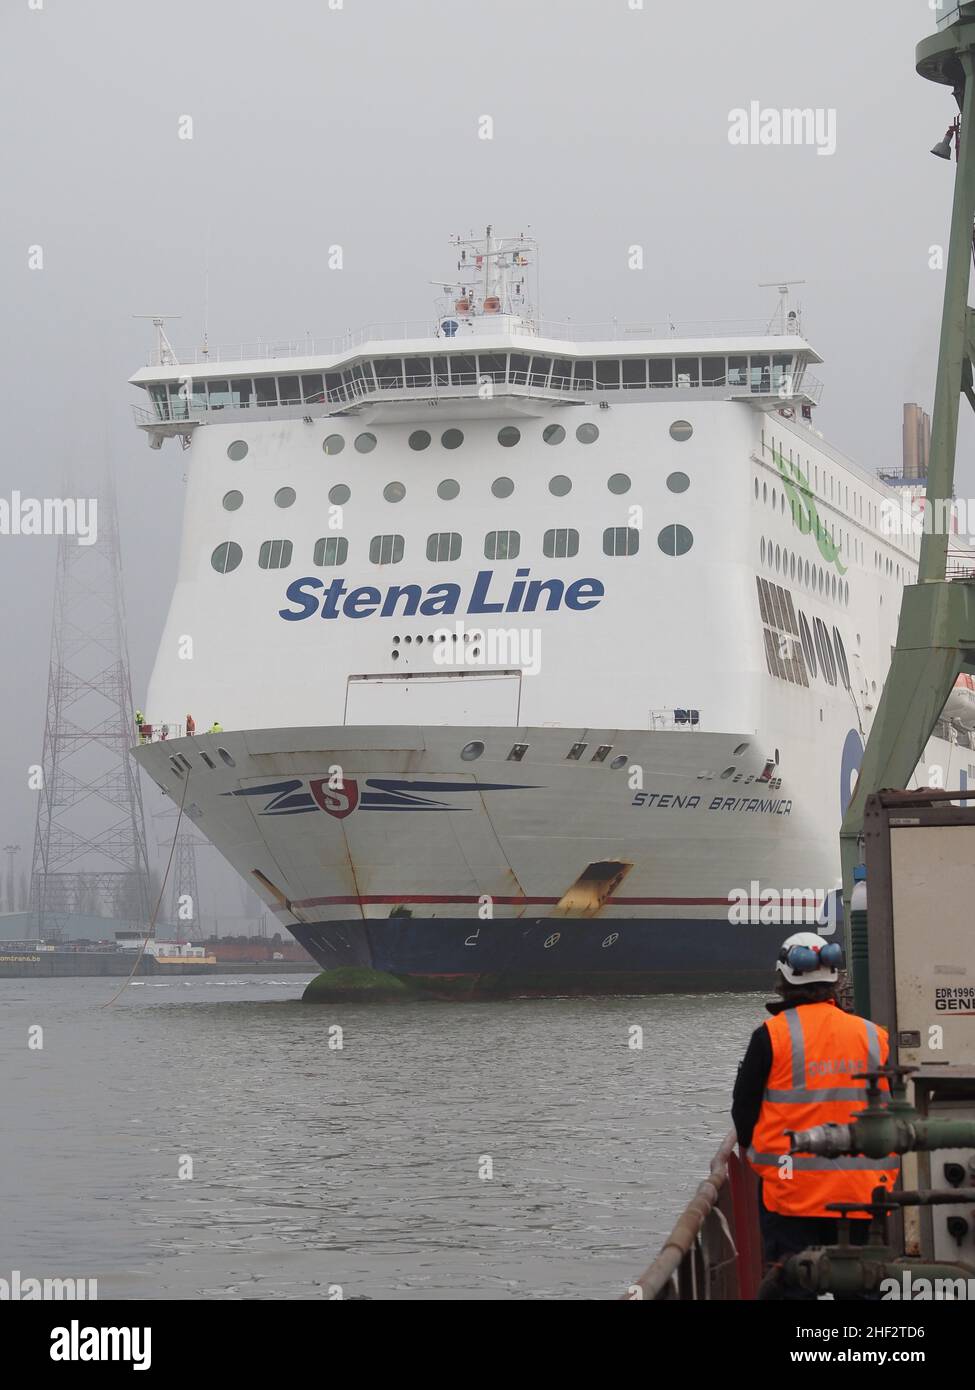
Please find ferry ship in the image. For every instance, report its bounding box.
[129,229,975,994]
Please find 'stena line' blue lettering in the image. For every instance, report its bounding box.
[278,570,605,621]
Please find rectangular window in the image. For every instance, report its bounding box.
[369,534,404,565]
[149,384,170,420]
[229,378,253,408]
[772,353,793,393]
[756,576,769,624]
[449,355,477,386]
[700,357,725,387]
[763,628,778,678]
[404,357,432,388]
[675,357,699,387]
[324,372,343,397]
[301,374,325,403]
[727,355,748,387]
[477,354,507,384]
[206,380,231,410]
[529,356,552,388]
[508,353,530,386]
[313,536,349,566]
[602,526,639,556]
[433,356,450,387]
[749,355,771,392]
[258,539,293,569]
[648,358,674,387]
[596,359,621,390]
[278,375,301,405]
[572,360,594,390]
[543,528,580,559]
[622,359,647,389]
[549,358,572,390]
[426,532,462,562]
[485,530,521,560]
[255,377,278,407]
[372,359,403,388]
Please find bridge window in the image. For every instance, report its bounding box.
[573,360,594,390]
[433,356,450,386]
[207,380,231,409]
[301,374,325,403]
[211,542,242,574]
[313,536,349,566]
[701,357,725,386]
[550,358,572,390]
[508,353,530,385]
[478,354,507,384]
[622,358,647,389]
[676,357,699,387]
[427,532,462,562]
[255,377,278,407]
[543,528,579,559]
[450,356,477,386]
[485,530,521,560]
[749,355,771,392]
[373,359,403,389]
[649,358,673,387]
[258,539,292,570]
[278,376,301,405]
[727,356,748,387]
[404,357,432,388]
[529,356,552,388]
[603,527,639,556]
[596,359,621,390]
[369,534,404,565]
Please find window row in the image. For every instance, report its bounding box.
[761,536,850,606]
[145,353,794,420]
[756,578,851,691]
[210,523,696,573]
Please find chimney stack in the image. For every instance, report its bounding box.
[902,403,931,479]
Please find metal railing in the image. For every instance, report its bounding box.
[147,316,806,367]
[622,1131,763,1300]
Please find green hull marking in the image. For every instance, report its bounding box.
[771,444,847,575]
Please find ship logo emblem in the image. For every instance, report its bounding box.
[309,778,359,818]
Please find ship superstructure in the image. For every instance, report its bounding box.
[129,230,973,992]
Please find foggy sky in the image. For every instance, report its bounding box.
[0,0,968,897]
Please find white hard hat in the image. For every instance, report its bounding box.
[776,931,841,985]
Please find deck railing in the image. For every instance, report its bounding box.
[622,1131,763,1300]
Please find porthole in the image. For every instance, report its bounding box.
[437,479,460,500]
[761,537,766,563]
[657,524,694,556]
[442,428,464,450]
[575,423,599,444]
[227,440,248,461]
[274,486,296,508]
[733,742,750,755]
[211,541,242,574]
[543,424,566,445]
[409,429,431,451]
[383,481,406,503]
[666,471,690,493]
[222,490,243,511]
[460,741,484,762]
[217,747,236,767]
[720,766,736,780]
[754,478,759,499]
[491,476,514,498]
[498,426,521,448]
[323,434,345,456]
[354,432,377,453]
[670,420,693,442]
[549,475,572,497]
[608,473,631,494]
[610,754,628,771]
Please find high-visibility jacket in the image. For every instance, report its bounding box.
[747,1001,900,1218]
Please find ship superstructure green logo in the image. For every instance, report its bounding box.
[770,445,847,575]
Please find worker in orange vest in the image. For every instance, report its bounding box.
[732,931,899,1297]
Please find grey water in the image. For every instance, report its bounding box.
[0,977,766,1300]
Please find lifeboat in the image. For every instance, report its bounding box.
[944,672,975,729]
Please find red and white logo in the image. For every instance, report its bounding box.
[309,778,359,818]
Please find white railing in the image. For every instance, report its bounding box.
[146,316,806,367]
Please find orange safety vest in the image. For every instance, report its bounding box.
[747,1001,900,1219]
